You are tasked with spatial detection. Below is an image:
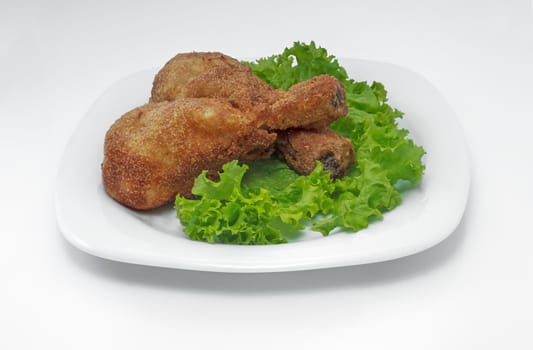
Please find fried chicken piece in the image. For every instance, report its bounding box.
[102,98,276,210]
[150,52,242,103]
[258,73,347,130]
[151,54,347,130]
[275,128,355,179]
[175,65,281,110]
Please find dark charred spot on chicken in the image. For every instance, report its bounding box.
[320,152,342,178]
[331,86,345,109]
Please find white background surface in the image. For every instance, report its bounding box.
[1,0,532,349]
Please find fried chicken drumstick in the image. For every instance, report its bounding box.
[102,99,276,209]
[275,128,355,178]
[151,52,347,130]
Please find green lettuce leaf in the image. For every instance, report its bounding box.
[175,160,341,244]
[243,41,349,91]
[274,162,335,229]
[175,161,287,244]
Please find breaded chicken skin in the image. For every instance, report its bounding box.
[150,52,242,103]
[102,98,276,210]
[151,54,347,131]
[258,73,347,131]
[275,128,355,178]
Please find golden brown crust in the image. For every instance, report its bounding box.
[257,74,347,130]
[275,128,355,178]
[150,52,242,103]
[182,64,283,109]
[150,53,347,131]
[102,99,276,210]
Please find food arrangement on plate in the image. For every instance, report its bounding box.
[101,42,426,245]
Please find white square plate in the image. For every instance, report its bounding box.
[55,58,470,273]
